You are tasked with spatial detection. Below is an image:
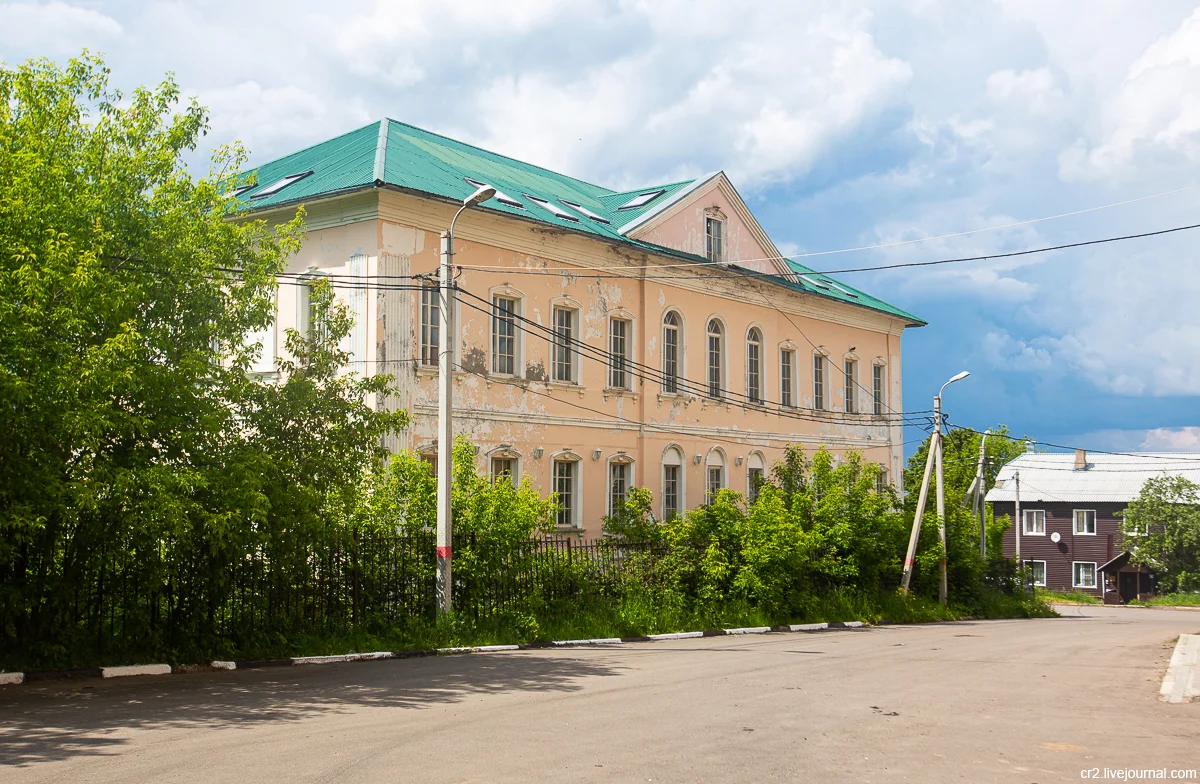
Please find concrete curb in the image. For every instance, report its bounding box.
[0,618,876,686]
[1160,633,1200,704]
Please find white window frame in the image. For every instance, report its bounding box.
[1023,509,1046,536]
[662,310,683,394]
[419,282,440,367]
[551,452,583,530]
[489,454,519,487]
[1073,509,1097,535]
[608,315,632,390]
[607,455,634,517]
[1024,560,1047,587]
[551,304,578,383]
[746,451,766,503]
[780,347,796,408]
[707,318,725,400]
[844,358,858,414]
[875,466,890,494]
[705,447,727,503]
[1072,561,1098,589]
[705,216,724,263]
[746,327,764,404]
[813,352,826,410]
[872,362,886,415]
[490,290,523,376]
[662,444,686,520]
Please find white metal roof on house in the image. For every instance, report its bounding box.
[985,452,1200,504]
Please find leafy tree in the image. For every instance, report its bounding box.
[904,424,1028,500]
[1123,476,1200,593]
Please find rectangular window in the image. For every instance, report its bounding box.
[663,318,679,394]
[609,462,629,514]
[1025,560,1047,587]
[813,354,825,410]
[873,364,885,415]
[747,467,764,502]
[552,307,574,382]
[747,340,761,403]
[1073,562,1097,589]
[554,460,576,528]
[706,466,723,503]
[844,359,857,413]
[492,296,517,375]
[663,465,680,519]
[491,457,516,486]
[781,349,794,407]
[706,217,724,262]
[421,452,438,477]
[1073,509,1097,535]
[708,329,722,399]
[876,468,889,494]
[1023,509,1046,535]
[420,284,439,366]
[609,318,630,389]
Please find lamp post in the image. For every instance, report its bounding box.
[900,370,970,602]
[436,184,495,616]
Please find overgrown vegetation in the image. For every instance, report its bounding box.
[1036,589,1101,605]
[1123,476,1200,594]
[0,55,1050,672]
[1131,593,1200,607]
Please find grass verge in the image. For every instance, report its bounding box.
[1131,593,1200,607]
[1036,588,1101,605]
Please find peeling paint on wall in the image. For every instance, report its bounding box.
[461,346,487,375]
[525,360,547,382]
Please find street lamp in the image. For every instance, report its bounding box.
[436,183,495,615]
[900,370,970,603]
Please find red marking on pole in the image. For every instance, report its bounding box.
[436,546,452,558]
[903,558,914,568]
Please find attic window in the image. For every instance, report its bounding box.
[616,189,666,210]
[560,200,611,224]
[825,280,860,299]
[464,178,523,208]
[799,275,832,291]
[227,184,254,199]
[524,195,579,222]
[249,171,313,199]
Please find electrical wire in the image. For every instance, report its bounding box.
[945,423,1200,463]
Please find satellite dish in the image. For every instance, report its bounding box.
[1050,532,1062,543]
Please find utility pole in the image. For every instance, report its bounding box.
[1013,470,1021,563]
[975,430,990,559]
[901,370,969,599]
[436,184,495,616]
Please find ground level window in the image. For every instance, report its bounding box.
[609,461,629,514]
[663,464,680,519]
[420,452,438,476]
[491,457,516,486]
[1024,560,1047,587]
[554,460,577,528]
[1072,562,1097,589]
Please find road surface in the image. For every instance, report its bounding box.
[2,605,1197,783]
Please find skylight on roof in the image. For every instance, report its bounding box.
[464,178,524,208]
[249,171,313,199]
[525,195,579,222]
[825,280,860,299]
[560,200,611,224]
[799,275,831,291]
[616,189,666,210]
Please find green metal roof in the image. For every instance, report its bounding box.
[232,119,924,326]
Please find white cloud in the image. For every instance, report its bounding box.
[0,1,121,53]
[1060,7,1200,181]
[986,67,1063,114]
[981,331,1053,372]
[1140,427,1200,451]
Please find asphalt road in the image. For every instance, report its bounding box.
[2,605,1198,783]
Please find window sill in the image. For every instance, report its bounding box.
[1074,532,1097,536]
[554,525,585,535]
[701,397,730,409]
[656,392,694,407]
[416,364,440,376]
[543,380,587,397]
[1023,531,1046,537]
[602,388,637,402]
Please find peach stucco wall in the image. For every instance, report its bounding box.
[273,190,910,538]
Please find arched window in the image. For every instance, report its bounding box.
[746,451,766,502]
[746,327,763,403]
[705,448,726,503]
[663,311,681,393]
[707,319,724,399]
[662,446,685,519]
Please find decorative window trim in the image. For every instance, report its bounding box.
[549,298,581,385]
[488,285,525,377]
[705,446,727,502]
[706,316,727,400]
[607,311,636,391]
[662,309,685,395]
[661,443,686,520]
[843,356,858,414]
[705,212,726,264]
[606,452,635,517]
[745,324,765,406]
[550,449,584,530]
[871,361,886,416]
[812,348,829,411]
[746,450,766,502]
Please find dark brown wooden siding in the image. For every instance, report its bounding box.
[992,501,1125,596]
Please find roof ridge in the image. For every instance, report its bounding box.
[372,118,390,183]
[248,120,380,174]
[600,178,698,200]
[384,117,617,196]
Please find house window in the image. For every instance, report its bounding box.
[297,276,326,344]
[609,317,631,390]
[420,284,439,366]
[1073,509,1097,535]
[813,354,825,410]
[781,349,794,407]
[663,447,684,519]
[844,359,857,413]
[491,456,517,486]
[1073,562,1097,589]
[707,319,724,399]
[420,451,438,477]
[663,311,681,394]
[746,452,766,503]
[553,459,579,528]
[1023,509,1046,535]
[706,216,724,263]
[492,295,518,375]
[609,460,630,515]
[552,306,575,383]
[746,328,763,404]
[873,364,885,415]
[875,467,889,494]
[705,450,726,503]
[1025,560,1047,587]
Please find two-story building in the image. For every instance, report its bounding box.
[234,119,924,536]
[986,449,1200,601]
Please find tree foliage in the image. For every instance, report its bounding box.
[1123,476,1200,593]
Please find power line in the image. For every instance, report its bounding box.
[945,423,1200,463]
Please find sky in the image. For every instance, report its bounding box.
[3,0,1200,457]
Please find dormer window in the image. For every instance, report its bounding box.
[524,194,580,222]
[616,189,666,210]
[706,216,724,263]
[464,178,524,208]
[560,200,611,224]
[249,171,313,199]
